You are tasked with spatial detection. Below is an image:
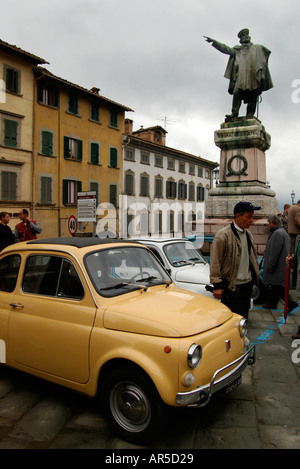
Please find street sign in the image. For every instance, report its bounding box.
[68,215,77,235]
[77,191,97,222]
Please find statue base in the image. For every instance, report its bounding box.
[206,116,278,218]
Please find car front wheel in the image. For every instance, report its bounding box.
[102,366,168,444]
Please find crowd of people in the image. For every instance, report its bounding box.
[210,201,300,340]
[0,209,42,251]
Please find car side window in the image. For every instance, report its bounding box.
[57,259,84,299]
[22,255,84,299]
[0,254,21,292]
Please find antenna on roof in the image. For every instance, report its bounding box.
[157,116,176,130]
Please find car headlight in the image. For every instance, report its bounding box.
[239,318,247,337]
[187,344,202,368]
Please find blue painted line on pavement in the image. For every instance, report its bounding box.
[250,304,300,346]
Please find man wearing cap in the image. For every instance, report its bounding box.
[210,202,261,318]
[204,29,273,118]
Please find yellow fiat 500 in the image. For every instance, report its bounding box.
[0,238,254,444]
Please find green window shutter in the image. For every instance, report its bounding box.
[63,180,68,204]
[90,143,99,164]
[4,120,17,147]
[90,182,99,205]
[110,148,118,167]
[109,185,117,207]
[64,136,69,159]
[41,131,53,156]
[110,110,118,127]
[37,82,44,102]
[68,93,78,114]
[41,176,52,203]
[1,171,17,200]
[77,140,82,161]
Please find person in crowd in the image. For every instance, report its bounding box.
[14,209,42,242]
[210,201,261,319]
[279,204,290,232]
[288,200,300,286]
[0,211,15,251]
[263,215,298,311]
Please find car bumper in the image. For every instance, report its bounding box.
[176,344,255,407]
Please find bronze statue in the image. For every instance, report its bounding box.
[204,29,273,118]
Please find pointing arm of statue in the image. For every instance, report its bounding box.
[204,36,234,55]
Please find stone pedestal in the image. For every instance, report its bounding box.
[206,117,278,218]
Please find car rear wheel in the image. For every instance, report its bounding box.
[102,366,168,444]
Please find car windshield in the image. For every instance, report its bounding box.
[163,242,206,267]
[85,246,171,297]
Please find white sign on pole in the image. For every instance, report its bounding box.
[77,191,97,222]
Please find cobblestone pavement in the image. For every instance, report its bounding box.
[0,291,300,450]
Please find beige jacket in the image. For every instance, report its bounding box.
[210,223,260,291]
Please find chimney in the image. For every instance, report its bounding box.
[125,118,133,135]
[90,87,100,94]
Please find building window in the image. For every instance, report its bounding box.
[198,166,203,177]
[4,119,18,147]
[90,142,99,164]
[89,181,99,205]
[63,179,82,205]
[189,182,195,201]
[179,162,185,173]
[110,110,118,128]
[125,148,135,161]
[64,136,82,161]
[41,131,54,156]
[189,164,195,175]
[178,182,187,200]
[125,173,134,195]
[141,152,149,164]
[40,176,53,204]
[140,175,149,197]
[154,177,163,198]
[90,103,100,121]
[5,66,20,94]
[109,147,118,168]
[1,171,17,200]
[197,186,205,201]
[109,184,118,207]
[167,159,175,170]
[155,155,163,167]
[37,82,59,107]
[166,180,176,199]
[68,93,79,115]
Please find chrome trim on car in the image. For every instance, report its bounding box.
[176,344,255,407]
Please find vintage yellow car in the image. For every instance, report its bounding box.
[0,238,254,444]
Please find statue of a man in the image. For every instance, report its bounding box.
[204,29,273,118]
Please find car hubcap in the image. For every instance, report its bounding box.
[110,382,151,432]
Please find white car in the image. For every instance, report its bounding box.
[132,238,212,296]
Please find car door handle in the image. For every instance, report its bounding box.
[9,303,24,309]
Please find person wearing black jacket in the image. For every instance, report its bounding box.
[0,212,14,251]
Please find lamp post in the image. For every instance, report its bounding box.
[291,189,295,205]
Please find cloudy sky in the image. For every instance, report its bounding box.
[2,0,299,210]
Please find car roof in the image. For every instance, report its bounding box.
[129,237,192,244]
[26,237,141,248]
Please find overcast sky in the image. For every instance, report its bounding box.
[2,0,299,210]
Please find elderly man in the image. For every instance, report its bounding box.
[204,29,273,118]
[210,201,261,318]
[263,215,298,311]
